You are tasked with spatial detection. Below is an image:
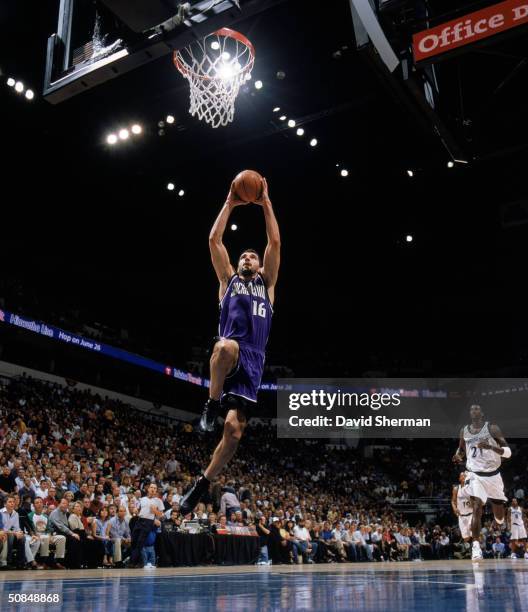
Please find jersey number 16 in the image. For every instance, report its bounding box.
[252,301,266,318]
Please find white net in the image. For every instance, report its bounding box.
[174,29,255,129]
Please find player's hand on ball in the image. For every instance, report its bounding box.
[226,181,248,208]
[254,177,271,206]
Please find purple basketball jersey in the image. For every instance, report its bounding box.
[219,273,273,353]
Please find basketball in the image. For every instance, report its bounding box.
[233,169,263,203]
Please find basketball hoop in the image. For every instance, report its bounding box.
[174,28,255,129]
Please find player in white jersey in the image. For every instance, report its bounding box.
[451,472,473,541]
[507,498,527,559]
[453,404,512,561]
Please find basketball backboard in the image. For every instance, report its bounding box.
[349,0,528,162]
[43,0,284,104]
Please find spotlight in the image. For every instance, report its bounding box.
[231,224,238,231]
[234,62,242,71]
[166,115,175,124]
[406,235,413,243]
[25,89,34,100]
[6,78,15,87]
[273,107,280,113]
[118,128,129,140]
[341,169,349,177]
[276,71,286,79]
[106,134,118,145]
[167,183,175,191]
[178,189,185,197]
[310,138,318,147]
[255,80,263,90]
[279,115,287,121]
[407,170,414,177]
[296,128,304,136]
[158,121,165,128]
[15,81,24,93]
[211,41,221,50]
[222,51,231,61]
[447,161,454,168]
[158,129,165,136]
[131,124,142,134]
[245,73,252,81]
[217,64,234,80]
[287,119,296,128]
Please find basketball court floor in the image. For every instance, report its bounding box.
[0,560,526,611]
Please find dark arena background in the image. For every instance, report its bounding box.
[1,1,528,610]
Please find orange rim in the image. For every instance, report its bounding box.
[173,28,255,81]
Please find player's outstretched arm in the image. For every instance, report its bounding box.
[477,424,511,457]
[255,178,280,303]
[209,182,245,299]
[452,427,465,463]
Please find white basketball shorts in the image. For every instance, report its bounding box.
[467,471,507,504]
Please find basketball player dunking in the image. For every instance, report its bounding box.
[180,177,280,516]
[452,404,512,561]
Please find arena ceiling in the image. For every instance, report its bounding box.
[1,0,528,374]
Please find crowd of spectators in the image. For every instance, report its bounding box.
[0,373,526,569]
